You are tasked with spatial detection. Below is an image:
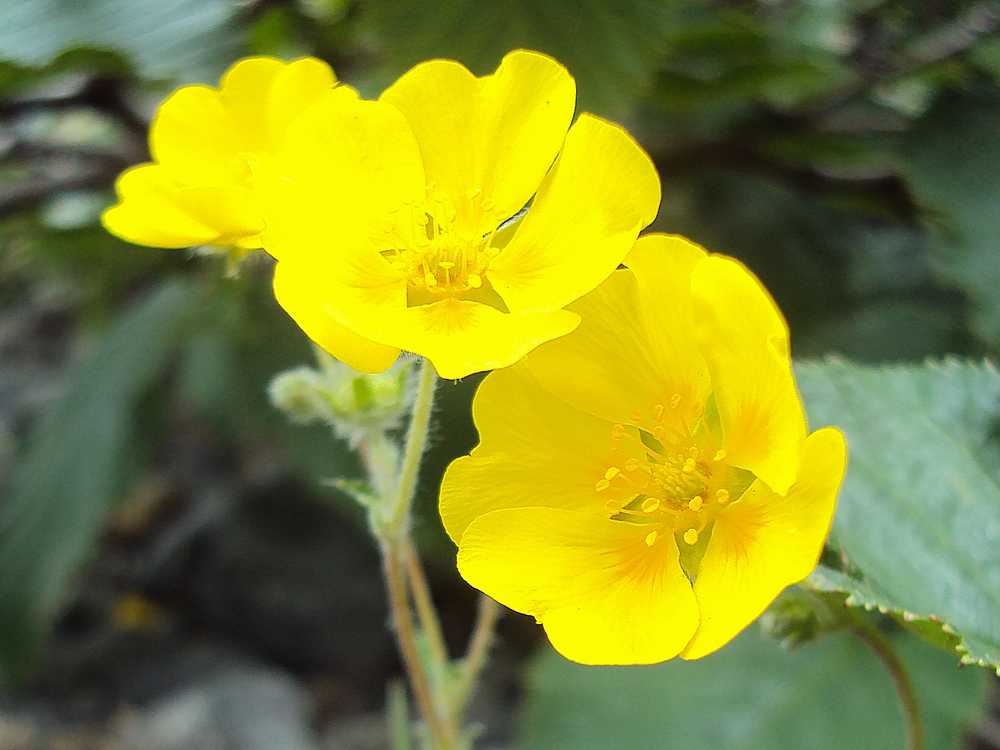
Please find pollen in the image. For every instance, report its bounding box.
[688,495,703,511]
[683,528,699,545]
[380,190,500,296]
[644,530,659,547]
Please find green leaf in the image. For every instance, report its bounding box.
[796,358,1000,673]
[522,629,987,750]
[0,281,196,678]
[360,0,676,117]
[900,89,1000,347]
[0,0,244,84]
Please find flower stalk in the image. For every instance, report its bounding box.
[852,622,924,750]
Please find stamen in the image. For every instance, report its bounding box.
[688,496,703,512]
[641,497,660,513]
[683,528,699,545]
[652,403,665,421]
[644,531,658,547]
[605,467,621,480]
[682,458,696,474]
[595,479,611,492]
[713,449,727,462]
[716,489,730,504]
[669,393,682,409]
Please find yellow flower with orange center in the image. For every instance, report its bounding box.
[103,56,341,249]
[265,50,661,378]
[439,234,847,664]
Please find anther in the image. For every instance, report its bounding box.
[652,403,665,421]
[688,496,703,512]
[641,497,660,513]
[611,424,626,440]
[624,458,640,472]
[645,531,658,547]
[595,479,611,492]
[467,273,482,288]
[713,449,727,462]
[669,393,682,409]
[682,458,696,474]
[716,489,730,504]
[605,467,621,480]
[683,528,699,545]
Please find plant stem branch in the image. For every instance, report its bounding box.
[452,596,502,713]
[387,359,437,533]
[404,540,450,678]
[383,545,455,749]
[377,359,458,748]
[852,624,923,750]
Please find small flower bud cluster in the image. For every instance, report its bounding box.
[269,353,415,444]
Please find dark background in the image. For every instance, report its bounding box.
[1,1,999,748]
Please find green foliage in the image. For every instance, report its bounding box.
[0,0,244,85]
[361,0,676,117]
[0,281,196,678]
[797,358,1000,673]
[901,88,1000,349]
[522,629,986,750]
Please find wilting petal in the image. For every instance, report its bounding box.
[458,507,698,665]
[682,427,847,660]
[690,255,807,494]
[487,114,660,313]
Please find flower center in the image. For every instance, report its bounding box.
[595,393,743,550]
[378,187,503,296]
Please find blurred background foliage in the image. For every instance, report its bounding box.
[1,1,999,748]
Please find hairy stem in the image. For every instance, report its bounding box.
[852,623,924,750]
[452,596,502,714]
[377,359,459,748]
[405,540,451,680]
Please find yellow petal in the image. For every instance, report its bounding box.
[487,114,660,312]
[440,365,640,543]
[458,507,698,665]
[102,164,263,248]
[519,235,710,427]
[262,91,425,262]
[380,50,575,231]
[381,298,581,380]
[218,56,286,152]
[150,85,244,185]
[681,427,847,660]
[690,255,807,494]
[475,50,576,224]
[272,266,400,374]
[265,57,339,145]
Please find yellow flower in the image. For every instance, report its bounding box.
[267,50,661,378]
[102,56,340,249]
[439,234,847,665]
